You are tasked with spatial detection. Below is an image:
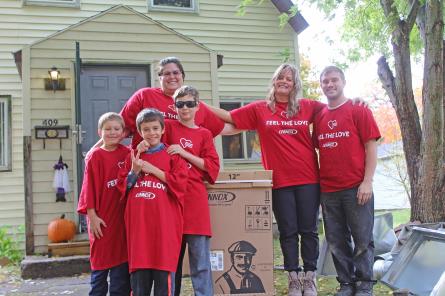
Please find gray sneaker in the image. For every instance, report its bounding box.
[335,283,355,296]
[288,271,303,296]
[354,281,374,296]
[302,271,317,296]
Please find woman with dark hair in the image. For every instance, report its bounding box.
[120,56,224,148]
[209,63,325,296]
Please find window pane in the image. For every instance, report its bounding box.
[222,134,243,159]
[220,102,243,159]
[153,0,192,7]
[246,131,261,161]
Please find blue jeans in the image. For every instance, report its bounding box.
[175,234,213,296]
[90,262,130,296]
[272,184,320,272]
[321,187,375,284]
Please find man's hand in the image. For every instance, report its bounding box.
[89,214,107,239]
[357,180,373,205]
[351,97,369,108]
[167,144,186,157]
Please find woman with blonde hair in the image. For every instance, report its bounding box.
[209,63,325,296]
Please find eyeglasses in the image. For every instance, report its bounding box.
[175,101,197,108]
[160,70,182,77]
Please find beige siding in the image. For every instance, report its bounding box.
[28,6,213,251]
[0,0,296,251]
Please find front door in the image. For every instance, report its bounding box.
[80,65,150,160]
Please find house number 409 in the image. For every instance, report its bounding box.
[42,119,58,127]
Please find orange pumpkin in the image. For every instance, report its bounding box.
[47,214,76,243]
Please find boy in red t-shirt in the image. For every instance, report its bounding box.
[120,108,188,296]
[164,85,220,296]
[77,112,131,296]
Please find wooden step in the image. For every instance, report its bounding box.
[48,241,90,257]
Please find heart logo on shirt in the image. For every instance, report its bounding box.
[180,138,193,149]
[168,104,176,112]
[117,161,125,168]
[280,111,288,118]
[328,120,337,130]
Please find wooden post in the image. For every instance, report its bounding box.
[24,136,34,255]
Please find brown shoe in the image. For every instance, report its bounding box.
[288,271,303,296]
[302,271,317,296]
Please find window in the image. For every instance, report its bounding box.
[23,0,80,8]
[148,0,198,12]
[0,96,11,171]
[221,102,261,162]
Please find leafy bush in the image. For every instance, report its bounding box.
[0,227,23,265]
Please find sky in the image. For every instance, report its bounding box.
[295,2,423,100]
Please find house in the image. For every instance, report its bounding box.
[0,0,305,254]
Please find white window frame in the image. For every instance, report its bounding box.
[148,0,198,13]
[0,96,11,172]
[220,100,261,163]
[22,0,80,8]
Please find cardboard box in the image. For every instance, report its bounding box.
[208,170,274,296]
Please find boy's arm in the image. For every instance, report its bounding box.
[357,139,377,205]
[166,145,205,170]
[141,161,167,182]
[86,208,107,239]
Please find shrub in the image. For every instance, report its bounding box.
[0,227,24,265]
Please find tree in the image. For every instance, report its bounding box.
[238,0,444,222]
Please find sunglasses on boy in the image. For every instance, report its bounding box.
[175,101,197,109]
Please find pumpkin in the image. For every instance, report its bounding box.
[47,214,76,243]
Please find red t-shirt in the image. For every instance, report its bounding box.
[120,87,224,148]
[119,147,188,273]
[163,120,220,236]
[77,144,129,270]
[230,99,323,189]
[314,100,381,192]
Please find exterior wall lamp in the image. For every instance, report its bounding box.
[44,66,66,92]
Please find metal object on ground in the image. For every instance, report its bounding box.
[381,227,445,296]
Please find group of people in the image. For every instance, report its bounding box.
[77,56,380,296]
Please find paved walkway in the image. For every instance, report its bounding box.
[0,267,89,296]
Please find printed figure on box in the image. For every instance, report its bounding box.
[215,240,265,294]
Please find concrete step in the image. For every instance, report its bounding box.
[21,255,90,279]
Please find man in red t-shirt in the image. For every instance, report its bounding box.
[314,66,380,296]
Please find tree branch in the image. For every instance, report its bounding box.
[380,0,396,17]
[406,0,420,31]
[416,4,426,41]
[377,56,397,106]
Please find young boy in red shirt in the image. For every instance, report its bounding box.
[164,85,220,296]
[120,108,188,296]
[77,112,131,296]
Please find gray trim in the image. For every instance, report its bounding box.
[148,0,199,13]
[0,95,11,172]
[22,0,80,8]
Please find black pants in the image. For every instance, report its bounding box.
[130,269,171,296]
[321,187,374,284]
[272,183,320,272]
